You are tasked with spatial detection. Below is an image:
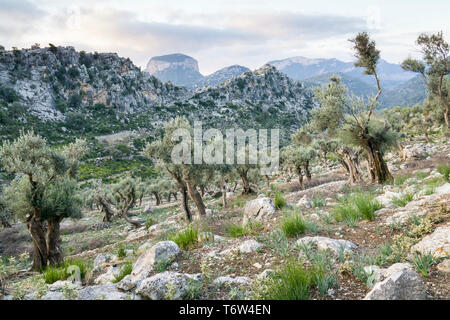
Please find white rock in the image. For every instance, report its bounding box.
[364,269,428,300]
[437,259,450,273]
[213,276,251,286]
[238,240,263,253]
[93,253,116,270]
[94,266,121,285]
[381,263,413,279]
[77,283,134,300]
[131,241,180,281]
[136,272,202,300]
[296,236,357,254]
[48,280,82,292]
[435,183,450,196]
[242,197,276,225]
[411,224,450,258]
[257,269,275,279]
[297,195,313,208]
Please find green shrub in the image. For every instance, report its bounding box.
[169,223,199,250]
[332,202,359,226]
[352,193,381,221]
[281,211,307,238]
[312,196,326,208]
[225,223,248,238]
[155,258,173,272]
[392,192,414,208]
[394,174,412,186]
[112,262,132,283]
[117,245,127,259]
[437,164,450,182]
[42,258,90,284]
[145,217,157,229]
[230,199,244,208]
[258,259,321,300]
[274,191,286,209]
[333,192,381,225]
[411,252,440,277]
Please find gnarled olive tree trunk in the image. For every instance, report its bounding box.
[152,192,161,206]
[185,180,206,216]
[302,162,311,182]
[27,210,48,271]
[294,165,304,190]
[337,147,362,184]
[364,138,393,184]
[238,168,254,194]
[46,216,64,266]
[180,185,192,222]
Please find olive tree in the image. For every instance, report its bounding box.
[0,131,87,268]
[281,145,315,190]
[402,31,449,129]
[95,177,143,227]
[143,117,207,221]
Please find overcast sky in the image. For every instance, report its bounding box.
[0,0,449,75]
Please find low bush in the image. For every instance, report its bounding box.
[281,211,307,238]
[112,262,132,283]
[274,191,286,209]
[225,223,248,238]
[169,223,199,250]
[42,259,90,284]
[392,192,414,208]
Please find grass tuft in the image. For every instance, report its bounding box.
[281,210,307,238]
[169,223,200,250]
[42,258,90,284]
[225,223,248,238]
[392,192,414,208]
[274,191,287,209]
[437,164,450,182]
[112,262,132,283]
[332,192,381,225]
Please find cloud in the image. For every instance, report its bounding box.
[0,0,46,39]
[1,2,441,74]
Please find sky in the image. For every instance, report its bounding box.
[0,0,449,75]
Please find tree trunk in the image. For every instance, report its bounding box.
[186,180,206,216]
[180,186,192,222]
[27,211,48,271]
[302,162,311,182]
[199,185,205,197]
[172,192,178,201]
[339,159,350,174]
[321,152,328,168]
[239,171,253,194]
[97,196,114,222]
[167,193,172,202]
[366,160,375,183]
[222,180,227,208]
[46,217,63,266]
[295,166,304,190]
[339,147,362,184]
[445,104,449,130]
[152,192,161,206]
[0,215,11,228]
[365,139,393,184]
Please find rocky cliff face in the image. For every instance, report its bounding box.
[194,65,250,88]
[145,54,203,88]
[0,47,313,142]
[0,45,187,120]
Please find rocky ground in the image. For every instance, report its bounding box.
[0,136,449,300]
